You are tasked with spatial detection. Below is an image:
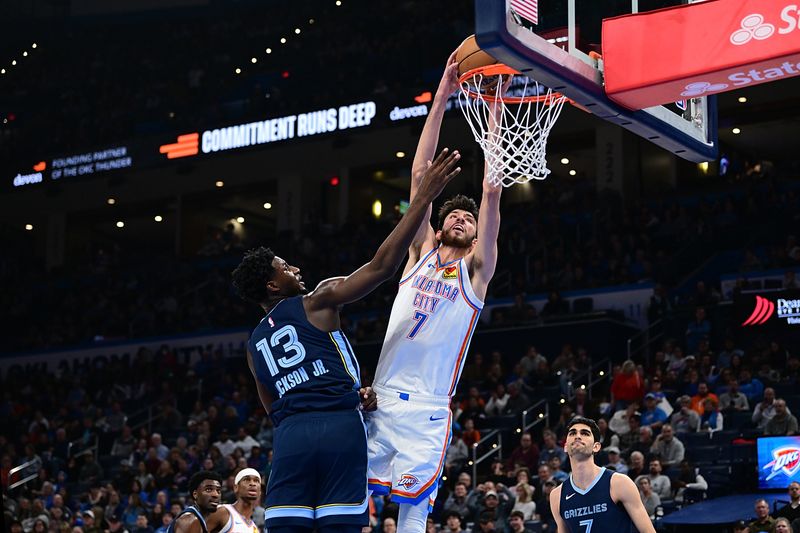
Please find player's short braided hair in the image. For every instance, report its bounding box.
[437,194,479,230]
[232,247,276,304]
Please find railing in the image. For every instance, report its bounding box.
[67,434,99,461]
[469,399,550,482]
[8,459,40,491]
[626,318,665,367]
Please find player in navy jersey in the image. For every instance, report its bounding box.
[231,148,462,533]
[551,417,655,533]
[171,471,222,533]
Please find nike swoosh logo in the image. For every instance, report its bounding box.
[429,415,446,421]
[566,493,575,500]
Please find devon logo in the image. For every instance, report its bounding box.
[764,447,800,481]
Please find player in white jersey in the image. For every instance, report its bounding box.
[206,469,261,533]
[366,50,503,532]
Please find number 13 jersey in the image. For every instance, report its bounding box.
[247,296,361,426]
[373,247,484,397]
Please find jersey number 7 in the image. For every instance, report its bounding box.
[407,311,429,339]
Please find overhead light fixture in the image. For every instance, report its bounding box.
[236,216,245,223]
[309,18,315,24]
[336,0,342,5]
[732,127,741,134]
[107,198,116,205]
[738,96,747,103]
[251,57,257,64]
[215,180,224,188]
[396,151,406,158]
[295,28,301,34]
[560,157,569,165]
[263,202,273,210]
[25,224,33,231]
[280,38,287,44]
[569,169,577,176]
[11,60,16,66]
[116,221,125,228]
[32,43,37,48]
[266,48,272,54]
[22,51,28,57]
[235,68,241,74]
[154,215,163,222]
[372,200,382,218]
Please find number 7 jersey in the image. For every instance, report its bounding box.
[247,296,362,426]
[373,247,484,397]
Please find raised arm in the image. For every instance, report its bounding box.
[406,50,461,270]
[467,86,504,301]
[306,149,461,311]
[610,473,657,533]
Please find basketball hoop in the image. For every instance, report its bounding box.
[458,64,569,188]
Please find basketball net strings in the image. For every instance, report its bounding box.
[458,73,567,187]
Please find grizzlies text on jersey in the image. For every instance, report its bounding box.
[560,468,636,533]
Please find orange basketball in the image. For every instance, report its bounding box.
[456,35,499,79]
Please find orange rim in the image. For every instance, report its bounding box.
[458,64,569,105]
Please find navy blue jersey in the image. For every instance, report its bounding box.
[168,506,208,533]
[559,467,636,533]
[247,296,361,426]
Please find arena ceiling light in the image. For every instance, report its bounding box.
[107,197,116,205]
[263,202,273,210]
[396,151,405,158]
[560,157,569,164]
[569,169,577,176]
[154,215,163,222]
[732,127,741,135]
[738,97,747,103]
[116,221,125,228]
[236,216,245,223]
[25,224,33,231]
[215,180,224,188]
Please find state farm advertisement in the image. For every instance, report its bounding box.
[603,0,800,109]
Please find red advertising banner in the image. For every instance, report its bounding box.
[602,0,800,110]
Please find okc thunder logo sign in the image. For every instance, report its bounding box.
[398,474,420,490]
[763,447,800,481]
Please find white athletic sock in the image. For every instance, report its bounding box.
[396,498,429,533]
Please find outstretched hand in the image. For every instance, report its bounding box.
[416,148,462,202]
[438,49,461,98]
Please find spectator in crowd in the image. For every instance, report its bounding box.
[81,511,101,533]
[637,477,661,519]
[153,513,172,533]
[446,430,469,478]
[507,510,535,533]
[536,479,557,532]
[108,515,130,533]
[151,434,169,461]
[636,459,671,501]
[685,307,711,354]
[649,424,685,468]
[775,517,792,533]
[111,427,137,458]
[441,510,464,532]
[212,430,236,457]
[133,515,153,533]
[671,396,700,433]
[765,399,799,436]
[474,511,498,533]
[470,484,513,529]
[611,361,645,410]
[444,483,471,519]
[739,368,765,403]
[604,447,628,474]
[519,347,547,377]
[505,383,531,415]
[485,384,510,417]
[719,380,750,412]
[534,464,554,497]
[596,417,620,449]
[699,399,724,433]
[691,383,719,415]
[776,482,800,523]
[382,516,397,533]
[619,413,642,454]
[753,387,781,430]
[749,499,776,533]
[733,520,749,533]
[78,454,105,488]
[630,426,656,459]
[539,430,566,466]
[640,393,668,432]
[506,433,540,473]
[547,456,569,483]
[511,483,536,521]
[462,418,482,449]
[610,403,639,436]
[672,460,708,503]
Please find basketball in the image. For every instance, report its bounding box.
[456,34,499,79]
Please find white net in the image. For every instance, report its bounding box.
[458,71,567,188]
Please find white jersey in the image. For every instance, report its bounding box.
[219,504,258,533]
[373,247,483,397]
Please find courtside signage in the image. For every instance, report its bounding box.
[736,290,800,328]
[758,436,800,488]
[160,101,377,159]
[11,146,132,188]
[603,0,800,109]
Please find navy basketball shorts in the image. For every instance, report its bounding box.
[264,409,369,529]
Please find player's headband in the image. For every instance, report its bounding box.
[234,468,261,485]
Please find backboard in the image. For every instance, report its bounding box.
[475,0,718,162]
